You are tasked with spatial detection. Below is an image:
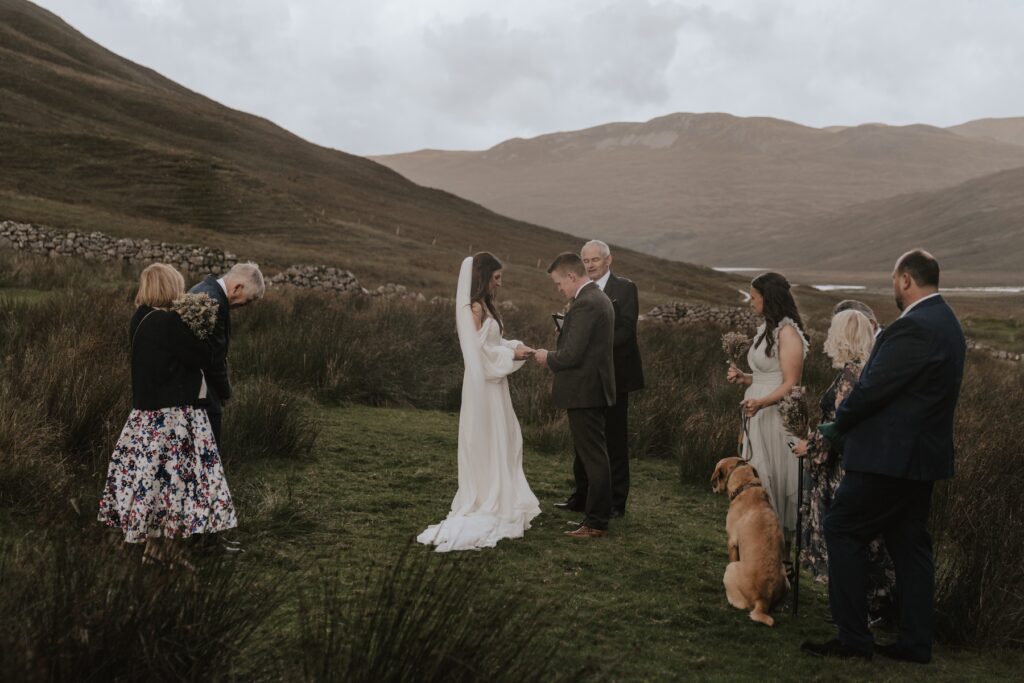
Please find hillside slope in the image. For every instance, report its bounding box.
[0,0,738,304]
[948,117,1024,147]
[726,166,1024,281]
[374,113,1024,271]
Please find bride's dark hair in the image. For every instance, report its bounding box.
[752,272,804,357]
[471,251,503,332]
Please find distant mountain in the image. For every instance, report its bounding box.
[0,0,738,303]
[948,117,1024,147]
[727,166,1024,281]
[375,113,1024,271]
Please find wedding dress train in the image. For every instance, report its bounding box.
[417,257,540,552]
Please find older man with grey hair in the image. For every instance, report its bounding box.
[190,262,266,447]
[554,239,644,518]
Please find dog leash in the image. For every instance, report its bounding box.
[739,405,756,464]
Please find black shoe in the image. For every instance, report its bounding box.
[801,638,872,660]
[553,496,586,512]
[874,643,930,664]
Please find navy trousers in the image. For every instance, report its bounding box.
[824,470,934,660]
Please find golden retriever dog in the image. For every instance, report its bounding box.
[710,456,789,626]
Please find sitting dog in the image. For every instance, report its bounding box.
[711,456,789,626]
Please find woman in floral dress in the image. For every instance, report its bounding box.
[98,263,237,568]
[792,309,896,619]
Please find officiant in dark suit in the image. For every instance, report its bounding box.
[189,262,266,447]
[553,240,644,518]
[534,252,616,538]
[802,250,966,664]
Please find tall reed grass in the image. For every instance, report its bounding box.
[298,548,571,682]
[1,252,1022,650]
[0,531,282,682]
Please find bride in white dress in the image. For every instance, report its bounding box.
[417,253,541,552]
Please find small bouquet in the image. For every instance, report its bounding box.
[779,385,810,437]
[171,292,219,339]
[721,332,751,368]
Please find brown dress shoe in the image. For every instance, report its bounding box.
[565,524,608,538]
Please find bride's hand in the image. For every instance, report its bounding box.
[791,439,809,457]
[514,344,534,360]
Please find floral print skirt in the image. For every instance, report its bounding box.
[98,407,237,543]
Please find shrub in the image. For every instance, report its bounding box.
[932,356,1024,647]
[231,291,463,408]
[0,250,137,291]
[0,292,132,510]
[0,531,282,682]
[297,547,573,683]
[0,390,68,509]
[221,377,321,463]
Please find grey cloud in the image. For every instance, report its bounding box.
[29,0,1024,155]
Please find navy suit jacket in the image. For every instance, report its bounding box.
[189,275,232,413]
[834,295,965,481]
[603,273,645,394]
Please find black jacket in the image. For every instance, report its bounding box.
[546,281,616,409]
[129,306,213,410]
[602,273,645,394]
[189,275,232,412]
[835,295,966,481]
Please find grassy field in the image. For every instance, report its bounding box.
[2,253,1022,679]
[223,404,1022,682]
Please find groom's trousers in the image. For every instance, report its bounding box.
[573,393,630,513]
[567,407,612,531]
[824,471,934,660]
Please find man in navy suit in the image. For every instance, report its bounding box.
[802,250,966,663]
[189,262,265,447]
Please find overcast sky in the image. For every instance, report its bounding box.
[33,0,1024,155]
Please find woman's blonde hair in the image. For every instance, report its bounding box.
[823,309,875,368]
[135,263,185,308]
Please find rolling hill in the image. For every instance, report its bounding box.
[724,166,1024,283]
[948,117,1024,148]
[374,113,1024,277]
[0,0,740,305]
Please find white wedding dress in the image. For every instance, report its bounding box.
[417,257,541,552]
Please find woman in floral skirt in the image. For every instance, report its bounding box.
[98,263,237,568]
[791,308,896,621]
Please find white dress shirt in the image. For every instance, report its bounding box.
[899,292,941,318]
[594,270,612,291]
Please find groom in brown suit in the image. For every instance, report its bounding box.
[534,252,617,538]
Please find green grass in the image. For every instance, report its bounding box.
[227,405,1022,682]
[960,317,1024,353]
[0,287,51,303]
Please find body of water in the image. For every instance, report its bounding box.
[810,284,1024,294]
[811,285,867,292]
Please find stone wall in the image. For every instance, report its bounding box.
[643,301,760,330]
[967,339,1023,362]
[270,264,362,293]
[0,220,238,275]
[3,219,1018,360]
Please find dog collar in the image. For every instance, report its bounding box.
[729,481,763,501]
